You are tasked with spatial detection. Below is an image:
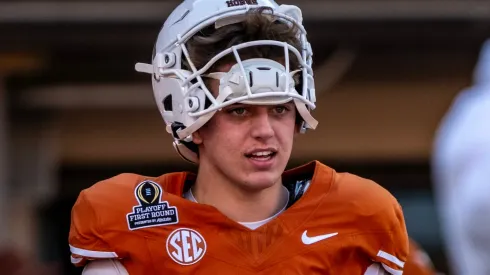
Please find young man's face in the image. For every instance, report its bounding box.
[193,62,297,191]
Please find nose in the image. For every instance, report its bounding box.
[250,108,275,140]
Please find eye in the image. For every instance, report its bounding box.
[227,107,247,116]
[273,106,288,114]
[233,108,246,115]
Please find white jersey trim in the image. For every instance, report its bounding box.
[377,250,405,268]
[70,256,84,264]
[70,245,119,258]
[364,263,385,275]
[381,263,403,275]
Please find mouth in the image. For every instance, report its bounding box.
[244,149,278,161]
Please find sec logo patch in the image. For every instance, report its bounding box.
[166,228,207,265]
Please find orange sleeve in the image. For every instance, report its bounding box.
[69,190,119,267]
[333,173,410,275]
[362,200,410,275]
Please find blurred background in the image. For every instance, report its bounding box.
[1,0,490,274]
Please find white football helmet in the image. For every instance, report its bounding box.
[136,0,318,163]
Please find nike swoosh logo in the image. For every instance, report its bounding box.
[301,230,338,245]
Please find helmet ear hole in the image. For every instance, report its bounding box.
[163,95,173,111]
[294,71,303,95]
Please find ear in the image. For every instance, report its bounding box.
[192,131,203,145]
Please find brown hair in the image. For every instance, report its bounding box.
[184,7,302,72]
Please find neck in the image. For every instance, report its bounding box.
[193,163,287,223]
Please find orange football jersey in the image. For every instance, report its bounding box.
[69,161,409,274]
[404,239,438,275]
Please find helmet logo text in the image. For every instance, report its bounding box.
[226,0,258,7]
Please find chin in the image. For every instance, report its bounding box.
[240,171,282,191]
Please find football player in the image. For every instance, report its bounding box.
[69,0,409,274]
[432,39,490,275]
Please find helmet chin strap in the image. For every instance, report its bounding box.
[173,141,200,164]
[294,98,318,131]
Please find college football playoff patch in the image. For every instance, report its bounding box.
[126,180,178,230]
